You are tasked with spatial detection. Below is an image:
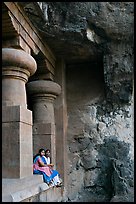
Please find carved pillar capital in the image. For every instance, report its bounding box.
[2,48,37,106]
[27,80,61,98]
[26,80,61,122]
[2,48,37,80]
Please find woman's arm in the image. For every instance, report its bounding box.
[38,157,48,167]
[48,163,54,167]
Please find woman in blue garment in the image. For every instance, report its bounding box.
[33,148,58,185]
[42,149,62,187]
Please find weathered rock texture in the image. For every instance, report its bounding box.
[23,2,134,105]
[22,2,134,202]
[66,64,134,202]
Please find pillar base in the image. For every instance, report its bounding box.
[2,105,33,178]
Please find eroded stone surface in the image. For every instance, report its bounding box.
[23,2,134,105]
[66,64,134,202]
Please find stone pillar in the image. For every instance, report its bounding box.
[54,59,68,195]
[2,48,37,178]
[26,80,61,165]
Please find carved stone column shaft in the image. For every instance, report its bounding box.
[26,80,61,166]
[31,94,56,123]
[2,48,37,178]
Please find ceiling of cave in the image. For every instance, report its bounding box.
[20,2,134,65]
[19,2,102,64]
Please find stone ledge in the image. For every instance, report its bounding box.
[2,175,43,193]
[2,175,46,202]
[2,176,62,202]
[3,183,48,202]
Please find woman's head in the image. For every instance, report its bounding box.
[45,149,50,157]
[38,148,46,156]
[33,148,45,161]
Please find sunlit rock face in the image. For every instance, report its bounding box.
[23,2,134,202]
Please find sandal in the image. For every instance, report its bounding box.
[47,181,53,187]
[56,182,63,187]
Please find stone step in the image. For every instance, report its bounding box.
[2,175,49,202]
[2,175,43,195]
[2,175,63,202]
[2,176,63,202]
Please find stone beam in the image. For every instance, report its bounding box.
[2,2,56,74]
[29,57,55,81]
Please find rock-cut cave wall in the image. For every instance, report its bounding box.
[66,62,134,202]
[22,2,134,202]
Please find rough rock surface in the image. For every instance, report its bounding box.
[23,2,134,58]
[23,2,134,104]
[22,2,134,202]
[66,64,134,202]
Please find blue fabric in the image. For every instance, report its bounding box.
[34,155,46,164]
[33,169,52,183]
[41,156,47,164]
[33,155,40,163]
[41,156,60,177]
[33,155,60,183]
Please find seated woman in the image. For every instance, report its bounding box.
[33,148,59,186]
[42,149,62,187]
